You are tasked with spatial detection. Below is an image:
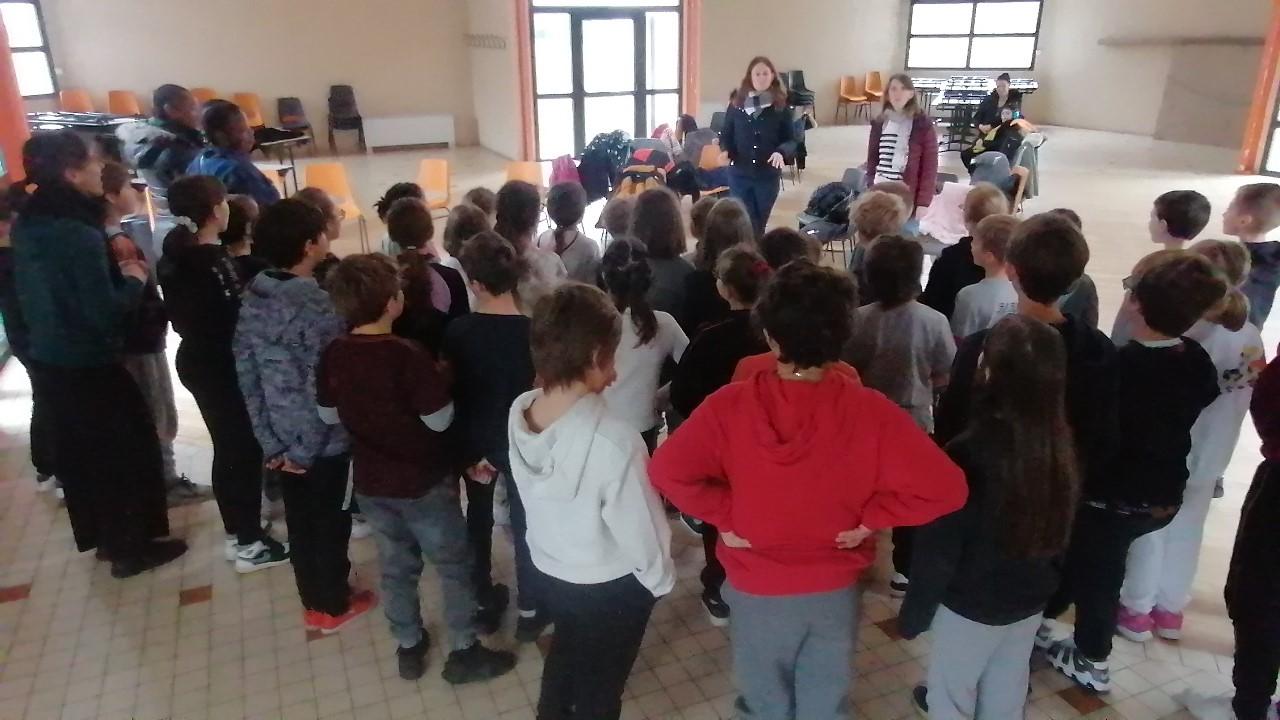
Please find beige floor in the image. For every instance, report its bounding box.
[0,124,1271,720]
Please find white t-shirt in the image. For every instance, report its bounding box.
[536,228,602,285]
[951,277,1019,338]
[603,309,689,433]
[517,248,569,315]
[1183,319,1267,487]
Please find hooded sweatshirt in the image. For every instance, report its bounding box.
[507,391,675,598]
[234,270,348,467]
[650,369,967,596]
[117,118,205,212]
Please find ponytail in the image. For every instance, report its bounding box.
[397,247,436,312]
[716,247,772,305]
[602,239,657,345]
[1215,288,1250,332]
[547,182,587,256]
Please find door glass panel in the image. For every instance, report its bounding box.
[969,36,1035,69]
[13,50,53,97]
[582,19,635,93]
[646,93,680,136]
[533,13,572,95]
[537,98,576,161]
[907,37,970,69]
[645,12,679,91]
[1267,128,1280,174]
[1,3,43,47]
[910,3,973,35]
[973,2,1039,34]
[584,95,635,144]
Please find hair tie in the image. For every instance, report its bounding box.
[753,260,772,276]
[174,216,198,232]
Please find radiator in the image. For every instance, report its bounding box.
[364,114,456,152]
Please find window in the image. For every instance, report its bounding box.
[906,1,1041,71]
[2,0,55,97]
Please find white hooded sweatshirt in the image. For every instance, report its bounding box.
[508,390,675,597]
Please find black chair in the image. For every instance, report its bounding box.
[785,71,817,114]
[327,85,366,153]
[709,111,726,133]
[277,97,316,155]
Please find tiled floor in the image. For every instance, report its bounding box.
[0,124,1271,719]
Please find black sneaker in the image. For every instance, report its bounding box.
[474,583,509,635]
[397,633,430,680]
[111,539,188,579]
[442,643,516,685]
[234,538,290,574]
[703,591,730,627]
[1046,640,1111,693]
[514,610,552,643]
[911,685,928,718]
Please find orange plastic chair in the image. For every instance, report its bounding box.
[190,87,219,105]
[59,89,93,113]
[417,159,451,212]
[304,162,370,251]
[107,90,142,116]
[697,144,730,197]
[233,93,267,128]
[865,72,884,102]
[837,76,871,124]
[505,161,545,189]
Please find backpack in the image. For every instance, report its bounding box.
[613,164,667,199]
[580,130,632,201]
[549,155,581,187]
[804,182,854,225]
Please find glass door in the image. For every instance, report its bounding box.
[531,2,682,160]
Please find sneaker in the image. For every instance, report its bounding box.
[235,538,290,573]
[35,473,55,492]
[679,512,705,537]
[313,590,377,634]
[397,633,431,680]
[703,590,730,627]
[303,610,323,631]
[442,642,516,685]
[110,539,188,579]
[1116,606,1154,642]
[350,515,373,539]
[1034,621,1056,650]
[911,685,929,718]
[55,482,64,501]
[514,609,553,643]
[889,573,910,598]
[1152,607,1183,640]
[165,476,212,507]
[474,583,509,635]
[1046,640,1111,693]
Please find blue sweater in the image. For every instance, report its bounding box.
[187,148,281,208]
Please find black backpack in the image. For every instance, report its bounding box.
[804,182,854,225]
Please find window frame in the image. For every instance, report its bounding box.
[2,0,57,99]
[905,0,1043,72]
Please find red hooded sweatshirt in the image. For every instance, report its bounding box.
[650,368,966,596]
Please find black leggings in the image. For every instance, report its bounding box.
[466,457,543,613]
[176,343,264,545]
[14,354,56,477]
[280,454,353,615]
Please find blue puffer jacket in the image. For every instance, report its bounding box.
[234,270,347,468]
[187,147,281,208]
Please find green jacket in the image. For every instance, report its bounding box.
[13,212,143,367]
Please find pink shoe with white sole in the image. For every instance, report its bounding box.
[1116,606,1154,642]
[1151,607,1183,640]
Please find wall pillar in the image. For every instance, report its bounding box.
[1239,0,1280,174]
[0,16,31,182]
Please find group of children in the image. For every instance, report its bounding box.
[4,122,1280,719]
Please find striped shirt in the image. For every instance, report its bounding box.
[875,114,913,183]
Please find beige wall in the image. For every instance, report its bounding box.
[468,0,522,159]
[35,0,480,148]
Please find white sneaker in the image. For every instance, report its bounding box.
[234,538,290,574]
[1177,690,1238,720]
[224,537,243,562]
[351,516,373,540]
[35,474,56,492]
[55,482,64,500]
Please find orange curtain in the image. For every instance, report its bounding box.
[1239,0,1280,174]
[0,15,30,182]
[515,0,535,161]
[682,0,701,117]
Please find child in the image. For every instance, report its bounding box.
[670,247,771,625]
[1224,182,1280,328]
[295,187,344,283]
[386,197,468,355]
[651,260,966,720]
[1118,240,1265,642]
[187,100,280,208]
[1045,251,1225,693]
[844,235,956,595]
[463,186,497,226]
[1150,190,1212,250]
[684,195,719,263]
[631,187,695,323]
[538,182,600,284]
[600,239,689,452]
[950,214,1020,339]
[600,194,635,244]
[921,183,1008,318]
[847,190,909,304]
[1048,208,1101,329]
[683,197,751,333]
[375,182,425,254]
[443,231,547,641]
[104,163,210,508]
[439,202,491,304]
[318,254,517,683]
[220,195,270,282]
[870,180,922,236]
[496,180,567,312]
[235,198,372,630]
[902,315,1080,720]
[508,284,675,720]
[759,226,819,270]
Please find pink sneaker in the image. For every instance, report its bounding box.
[1116,606,1154,642]
[1151,607,1183,640]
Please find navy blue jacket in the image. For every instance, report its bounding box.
[187,148,281,208]
[721,104,797,177]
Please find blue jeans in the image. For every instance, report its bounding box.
[357,485,478,651]
[729,169,782,235]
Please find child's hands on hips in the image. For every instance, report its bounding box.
[835,525,872,549]
[721,530,752,548]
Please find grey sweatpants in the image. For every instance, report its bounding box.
[925,605,1040,719]
[121,351,179,481]
[724,581,858,720]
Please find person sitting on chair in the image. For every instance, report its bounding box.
[974,73,1022,133]
[962,106,1022,173]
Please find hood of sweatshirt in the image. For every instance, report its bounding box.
[241,270,333,342]
[117,119,202,170]
[508,391,610,503]
[743,369,859,466]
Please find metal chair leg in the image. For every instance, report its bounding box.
[358,216,369,253]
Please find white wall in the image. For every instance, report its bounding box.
[468,0,523,159]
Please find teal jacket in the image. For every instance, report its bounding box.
[13,187,143,367]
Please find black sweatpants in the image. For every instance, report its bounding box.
[280,454,353,616]
[1226,461,1280,720]
[1044,503,1173,661]
[701,523,725,597]
[892,527,915,578]
[15,353,56,477]
[537,573,656,720]
[464,474,497,596]
[176,343,264,545]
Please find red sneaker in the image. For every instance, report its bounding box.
[303,610,323,630]
[314,591,378,635]
[1151,607,1183,640]
[1116,605,1154,642]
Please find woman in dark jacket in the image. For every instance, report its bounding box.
[867,74,939,217]
[10,130,185,578]
[974,73,1024,132]
[722,56,797,235]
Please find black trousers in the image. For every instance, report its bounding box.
[176,343,264,545]
[537,573,656,720]
[464,474,497,595]
[14,353,56,477]
[892,527,915,578]
[32,361,168,558]
[700,523,725,597]
[1226,461,1280,720]
[280,454,353,615]
[1045,503,1173,661]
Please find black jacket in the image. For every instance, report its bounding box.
[974,89,1023,129]
[899,432,1067,637]
[681,269,729,336]
[670,310,768,418]
[921,237,985,319]
[721,103,797,177]
[157,243,243,359]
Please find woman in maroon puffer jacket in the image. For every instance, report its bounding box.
[867,73,939,218]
